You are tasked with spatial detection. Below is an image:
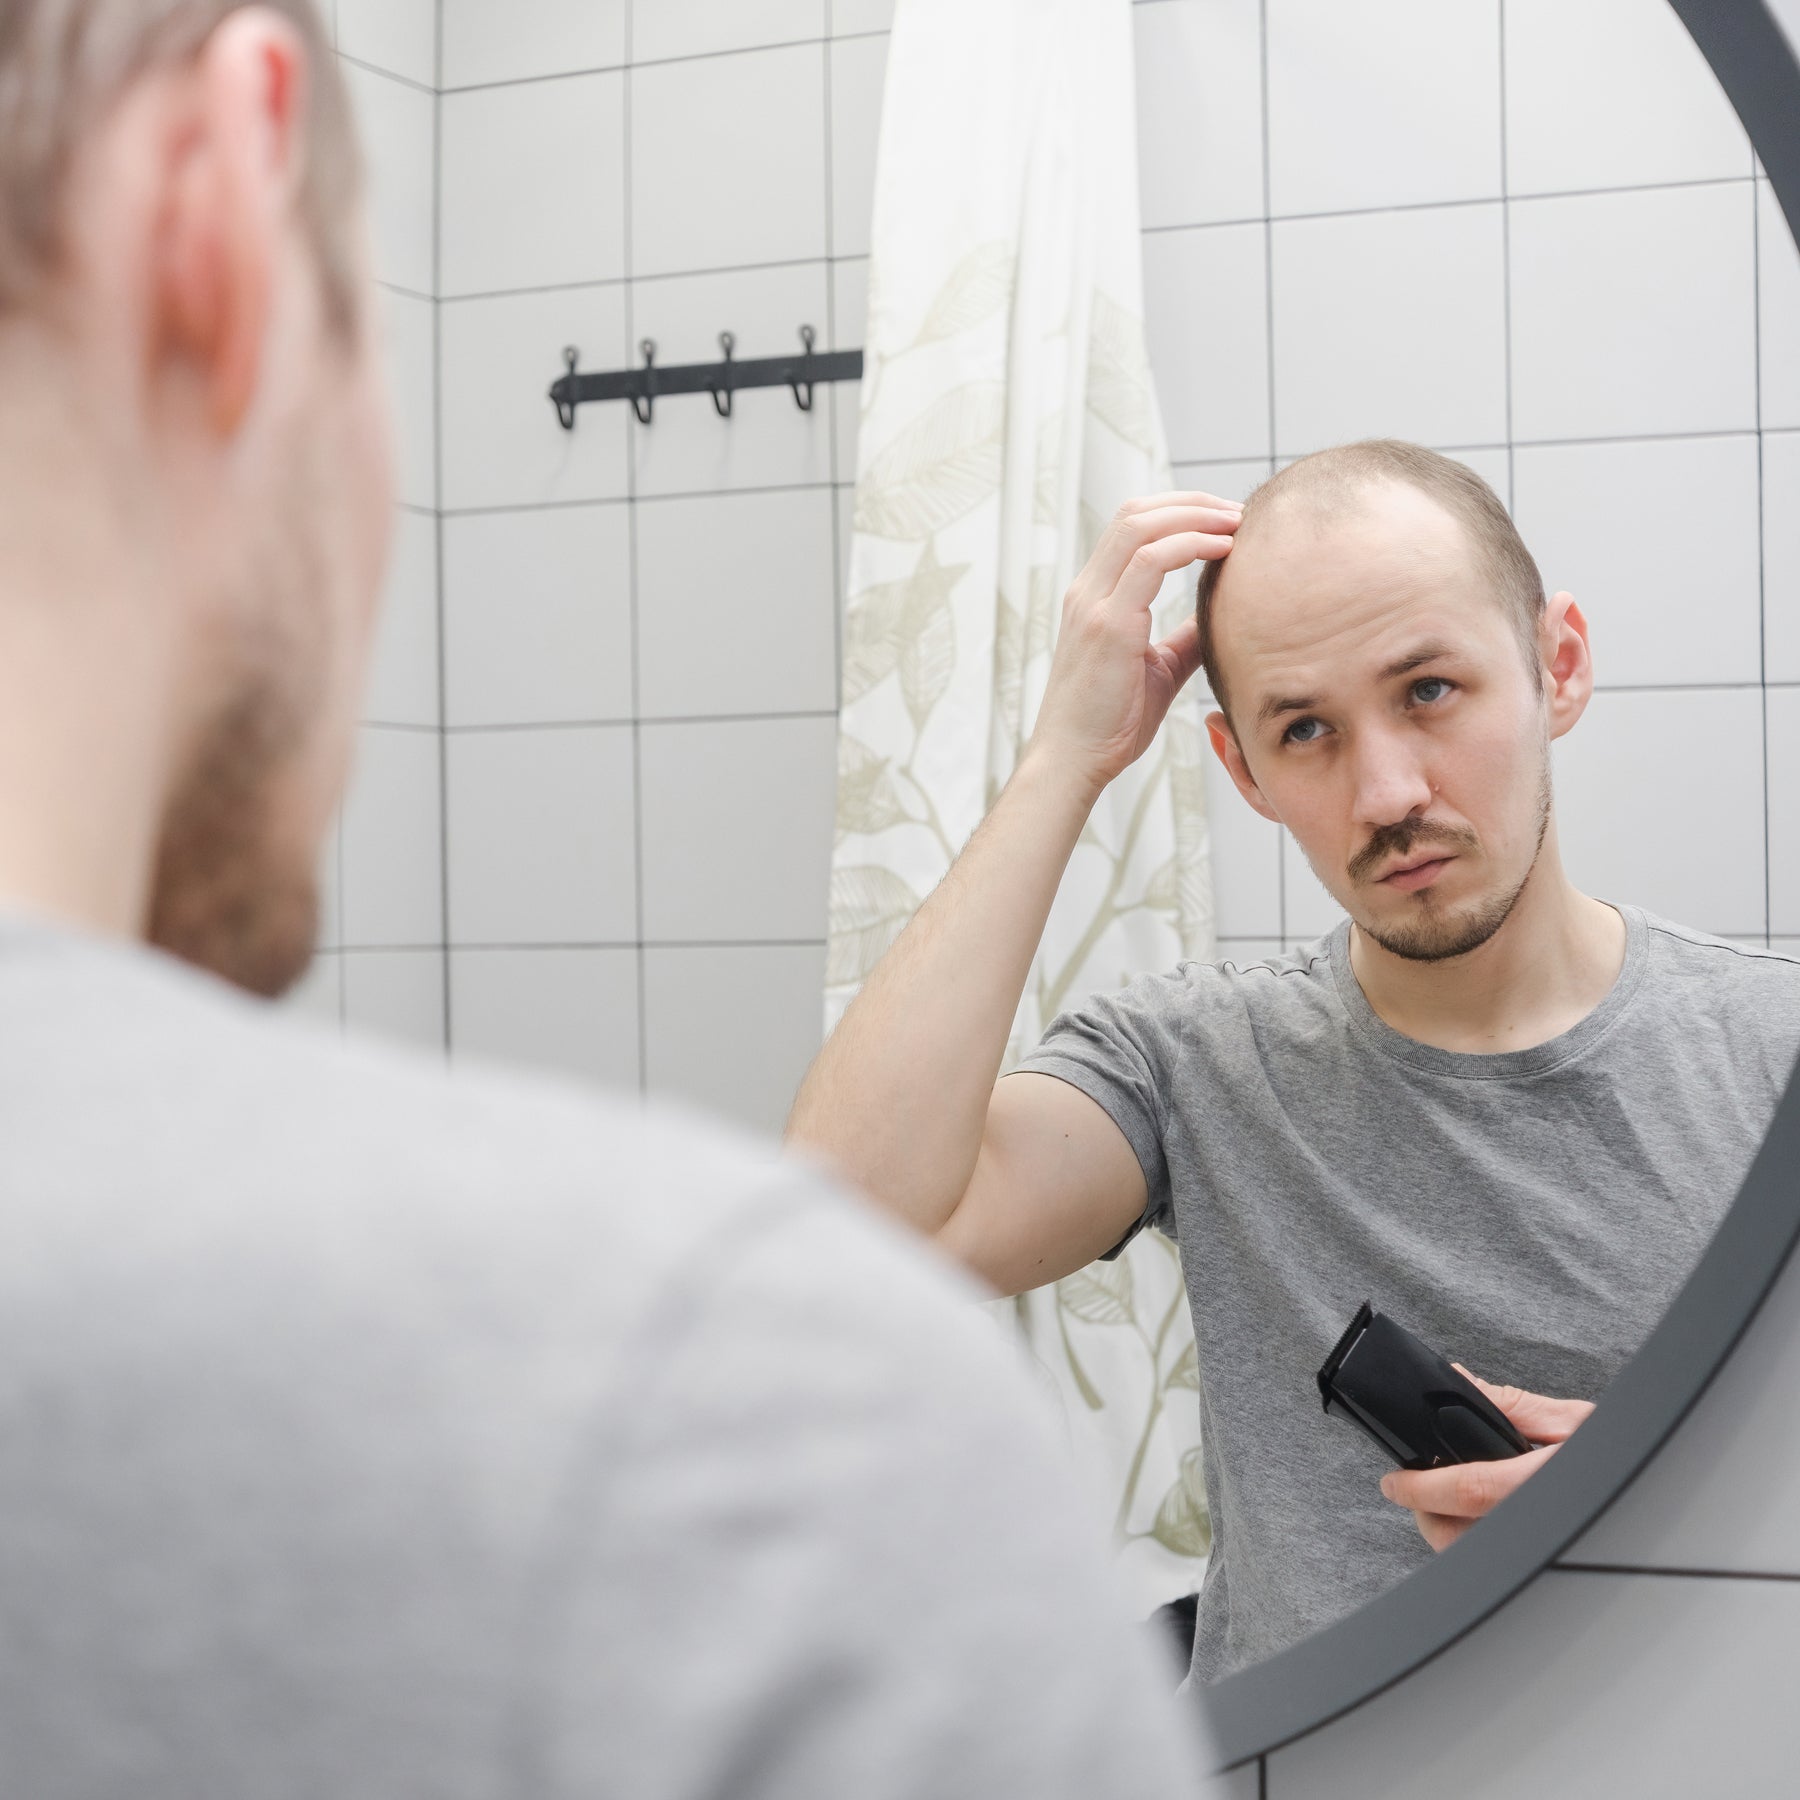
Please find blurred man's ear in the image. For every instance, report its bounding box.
[1207,711,1281,824]
[151,11,310,436]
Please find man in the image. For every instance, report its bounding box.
[789,440,1800,1683]
[0,3,1213,1793]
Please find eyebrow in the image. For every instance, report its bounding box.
[1254,641,1459,729]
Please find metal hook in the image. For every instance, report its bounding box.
[789,324,818,412]
[631,339,658,426]
[553,344,579,431]
[711,331,736,419]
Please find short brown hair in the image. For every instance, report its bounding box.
[0,0,362,335]
[1196,440,1546,718]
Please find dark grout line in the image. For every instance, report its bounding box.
[337,50,435,96]
[344,940,831,954]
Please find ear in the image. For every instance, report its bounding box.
[1207,709,1281,823]
[1539,590,1593,742]
[154,9,310,436]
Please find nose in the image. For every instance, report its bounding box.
[1349,723,1434,833]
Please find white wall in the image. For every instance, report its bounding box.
[295,0,1800,1139]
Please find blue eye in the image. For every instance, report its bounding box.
[1412,676,1453,705]
[1282,716,1326,745]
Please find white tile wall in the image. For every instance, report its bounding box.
[1265,0,1501,216]
[445,726,638,944]
[337,0,435,87]
[1760,180,1800,430]
[442,504,633,726]
[1509,182,1758,444]
[630,45,827,277]
[1504,0,1752,197]
[363,508,440,727]
[343,62,435,295]
[1766,688,1800,936]
[1269,204,1508,454]
[1135,0,1264,231]
[635,488,838,718]
[450,946,640,1087]
[829,34,887,262]
[1511,435,1763,688]
[343,948,448,1051]
[1765,431,1800,683]
[440,0,625,90]
[642,943,828,1134]
[439,74,625,296]
[638,716,838,941]
[380,288,437,511]
[634,0,818,64]
[340,726,444,947]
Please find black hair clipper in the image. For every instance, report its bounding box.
[1317,1301,1531,1470]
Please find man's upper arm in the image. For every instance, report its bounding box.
[937,1071,1153,1296]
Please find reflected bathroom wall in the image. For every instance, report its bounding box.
[291,0,1800,1139]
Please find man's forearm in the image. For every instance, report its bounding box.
[786,749,1100,1235]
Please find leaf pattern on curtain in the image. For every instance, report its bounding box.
[827,0,1217,1614]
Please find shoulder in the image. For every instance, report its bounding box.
[1636,910,1800,1002]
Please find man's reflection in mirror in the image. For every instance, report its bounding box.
[790,440,1800,1682]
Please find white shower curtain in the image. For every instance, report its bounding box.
[828,0,1216,1610]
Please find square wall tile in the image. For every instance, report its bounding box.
[639,716,838,940]
[831,0,892,30]
[449,946,640,1089]
[1765,432,1800,683]
[1281,829,1348,942]
[340,726,444,947]
[643,944,827,1135]
[363,508,439,729]
[441,75,625,297]
[630,263,833,496]
[1202,753,1282,940]
[282,950,343,1030]
[636,0,819,65]
[443,504,633,726]
[1266,0,1501,216]
[343,949,447,1053]
[1506,0,1751,197]
[1270,204,1507,455]
[342,64,434,296]
[1768,687,1800,934]
[440,287,629,510]
[1143,222,1270,464]
[1135,0,1263,231]
[830,34,886,260]
[1510,183,1757,444]
[636,488,837,718]
[441,0,626,88]
[445,726,637,943]
[1760,180,1800,431]
[337,0,435,86]
[381,288,436,512]
[632,45,827,277]
[1557,688,1764,935]
[1512,435,1762,688]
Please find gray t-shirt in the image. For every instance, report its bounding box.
[0,916,1212,1798]
[1019,905,1800,1685]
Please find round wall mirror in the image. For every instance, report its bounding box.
[1198,0,1800,1770]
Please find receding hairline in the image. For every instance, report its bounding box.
[1194,440,1546,725]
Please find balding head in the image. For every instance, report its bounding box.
[1195,440,1545,721]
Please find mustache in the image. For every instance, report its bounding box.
[1348,817,1481,885]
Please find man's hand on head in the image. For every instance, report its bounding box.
[1377,1369,1595,1553]
[1025,491,1240,800]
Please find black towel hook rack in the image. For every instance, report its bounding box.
[548,325,863,429]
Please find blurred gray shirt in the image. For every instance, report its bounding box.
[0,916,1210,1798]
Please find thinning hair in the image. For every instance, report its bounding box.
[1195,439,1546,718]
[0,0,361,335]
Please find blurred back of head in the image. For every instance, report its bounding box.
[0,1,395,999]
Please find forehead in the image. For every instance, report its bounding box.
[1211,480,1511,705]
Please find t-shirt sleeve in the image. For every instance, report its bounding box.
[551,1177,1221,1800]
[1013,973,1183,1255]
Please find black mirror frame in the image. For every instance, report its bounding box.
[1199,0,1800,1770]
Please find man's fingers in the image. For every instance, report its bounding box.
[1084,503,1242,596]
[1107,531,1236,618]
[1416,1511,1469,1554]
[1454,1366,1596,1444]
[1151,614,1204,691]
[1380,1442,1560,1521]
[1116,490,1247,519]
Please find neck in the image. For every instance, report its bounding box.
[1345,824,1627,1054]
[0,400,184,943]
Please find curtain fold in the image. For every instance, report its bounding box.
[828,0,1216,1611]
